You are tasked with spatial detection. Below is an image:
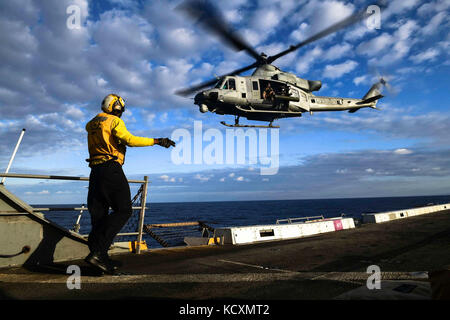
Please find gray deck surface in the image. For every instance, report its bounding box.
[1,210,449,300]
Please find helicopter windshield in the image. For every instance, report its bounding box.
[214,77,236,90]
[214,79,224,89]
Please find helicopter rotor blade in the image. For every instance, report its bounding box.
[175,62,258,96]
[175,1,387,97]
[176,0,262,62]
[267,5,381,64]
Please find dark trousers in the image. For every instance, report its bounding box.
[87,160,132,255]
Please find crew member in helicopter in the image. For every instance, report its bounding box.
[263,83,275,102]
[84,93,175,274]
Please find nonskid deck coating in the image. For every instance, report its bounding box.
[0,209,449,300]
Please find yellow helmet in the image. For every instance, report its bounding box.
[101,94,125,114]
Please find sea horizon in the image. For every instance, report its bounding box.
[31,193,450,206]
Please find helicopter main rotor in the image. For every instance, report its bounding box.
[175,0,384,97]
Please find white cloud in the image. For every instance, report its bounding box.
[65,105,85,120]
[322,43,352,61]
[295,46,323,74]
[322,60,358,79]
[305,1,355,35]
[418,0,450,17]
[250,9,279,31]
[344,24,376,42]
[96,78,108,87]
[25,190,50,195]
[357,33,394,57]
[383,0,421,21]
[142,111,156,125]
[290,22,308,42]
[410,48,440,64]
[56,190,73,194]
[422,12,447,35]
[365,20,419,67]
[246,0,297,45]
[160,174,170,181]
[224,9,242,24]
[160,112,168,123]
[353,75,367,86]
[394,149,413,155]
[194,174,211,182]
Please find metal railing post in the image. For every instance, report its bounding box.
[136,176,149,254]
[1,128,26,185]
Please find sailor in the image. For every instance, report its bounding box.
[85,94,175,274]
[263,83,275,102]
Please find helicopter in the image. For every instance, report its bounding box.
[175,0,387,128]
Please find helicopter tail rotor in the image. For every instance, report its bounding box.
[356,77,392,108]
[368,66,398,97]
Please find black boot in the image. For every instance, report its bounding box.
[102,253,122,270]
[85,252,116,274]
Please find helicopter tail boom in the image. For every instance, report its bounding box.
[363,82,382,101]
[356,94,384,106]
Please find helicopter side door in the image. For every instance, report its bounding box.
[237,77,248,102]
[288,87,310,112]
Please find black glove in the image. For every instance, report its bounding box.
[155,138,176,148]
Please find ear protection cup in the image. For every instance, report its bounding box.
[101,94,125,114]
[113,95,125,112]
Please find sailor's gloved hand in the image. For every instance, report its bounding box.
[155,138,176,148]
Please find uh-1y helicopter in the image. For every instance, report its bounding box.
[175,0,388,128]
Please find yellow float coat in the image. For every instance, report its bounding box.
[86,113,155,167]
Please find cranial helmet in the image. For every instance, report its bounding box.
[101,94,125,114]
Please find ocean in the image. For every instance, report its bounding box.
[39,195,450,249]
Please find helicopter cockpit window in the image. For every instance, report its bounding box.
[214,79,224,89]
[221,78,236,90]
[228,78,236,90]
[222,81,228,89]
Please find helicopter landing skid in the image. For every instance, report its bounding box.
[220,121,279,129]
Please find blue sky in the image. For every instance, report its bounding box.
[0,0,449,204]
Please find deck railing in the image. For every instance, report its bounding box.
[0,172,149,254]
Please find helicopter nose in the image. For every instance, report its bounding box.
[208,91,218,101]
[194,91,208,105]
[194,92,205,105]
[194,91,218,104]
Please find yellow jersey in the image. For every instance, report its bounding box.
[86,113,155,167]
